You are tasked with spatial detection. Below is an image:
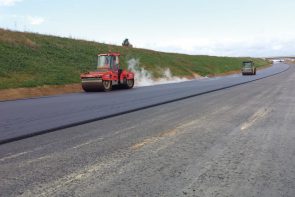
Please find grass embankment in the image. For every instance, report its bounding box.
[0,28,269,90]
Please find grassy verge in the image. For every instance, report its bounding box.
[0,28,270,90]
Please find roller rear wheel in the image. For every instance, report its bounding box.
[126,79,134,89]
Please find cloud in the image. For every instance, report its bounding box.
[27,16,45,25]
[139,36,295,57]
[0,0,22,6]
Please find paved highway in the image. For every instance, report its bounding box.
[0,63,294,196]
[0,63,289,144]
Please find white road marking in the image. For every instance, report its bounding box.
[0,151,32,162]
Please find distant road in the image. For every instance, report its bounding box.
[0,63,294,196]
[0,63,289,144]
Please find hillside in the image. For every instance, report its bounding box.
[0,29,269,90]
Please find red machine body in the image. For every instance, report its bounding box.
[80,53,134,91]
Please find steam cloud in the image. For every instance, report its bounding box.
[127,59,194,87]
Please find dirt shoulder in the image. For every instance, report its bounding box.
[0,84,82,101]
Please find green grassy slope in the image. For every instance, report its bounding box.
[0,29,269,89]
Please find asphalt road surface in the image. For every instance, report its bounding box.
[0,63,295,197]
[0,63,289,144]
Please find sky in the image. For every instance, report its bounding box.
[1,0,295,57]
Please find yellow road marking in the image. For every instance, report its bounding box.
[240,108,271,131]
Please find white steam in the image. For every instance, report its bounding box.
[127,59,193,87]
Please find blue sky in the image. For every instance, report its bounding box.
[1,0,295,57]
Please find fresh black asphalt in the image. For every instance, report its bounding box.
[0,63,289,144]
